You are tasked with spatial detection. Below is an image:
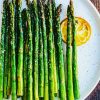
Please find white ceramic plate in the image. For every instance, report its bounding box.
[58,0,100,100]
[0,0,100,100]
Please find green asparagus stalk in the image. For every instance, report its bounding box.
[7,23,11,96]
[52,0,58,95]
[3,1,9,99]
[7,0,16,97]
[7,5,11,95]
[54,4,66,100]
[15,0,18,65]
[46,1,54,100]
[29,2,35,99]
[26,10,33,100]
[38,0,48,99]
[9,3,17,100]
[66,5,74,100]
[0,0,7,99]
[22,9,28,100]
[16,0,23,96]
[32,0,39,99]
[70,0,80,99]
[38,25,44,97]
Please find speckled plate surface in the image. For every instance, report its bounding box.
[58,0,100,100]
[0,0,100,100]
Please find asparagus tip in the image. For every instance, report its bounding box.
[70,0,74,16]
[56,4,62,16]
[70,0,73,5]
[67,5,70,16]
[26,0,31,6]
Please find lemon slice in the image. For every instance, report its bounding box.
[61,17,91,46]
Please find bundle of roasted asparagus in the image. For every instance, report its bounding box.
[0,0,80,100]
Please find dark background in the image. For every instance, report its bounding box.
[86,0,100,100]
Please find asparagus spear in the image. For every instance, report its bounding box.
[29,2,35,99]
[7,10,11,96]
[16,0,23,96]
[52,0,58,95]
[38,0,48,99]
[7,0,16,97]
[0,0,7,99]
[26,10,33,100]
[70,0,80,99]
[22,9,28,100]
[3,1,9,99]
[46,1,54,100]
[9,3,17,100]
[54,4,66,100]
[38,25,44,97]
[66,5,74,100]
[32,0,39,99]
